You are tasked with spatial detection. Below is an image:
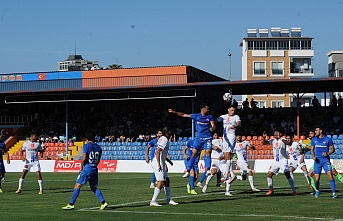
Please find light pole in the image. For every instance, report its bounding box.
[228,49,232,81]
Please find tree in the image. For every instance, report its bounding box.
[106,64,123,69]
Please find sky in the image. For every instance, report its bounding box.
[0,0,343,81]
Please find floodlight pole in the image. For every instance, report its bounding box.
[65,101,69,160]
[228,49,232,81]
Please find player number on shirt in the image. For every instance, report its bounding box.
[89,151,100,165]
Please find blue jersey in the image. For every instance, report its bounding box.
[0,141,6,162]
[186,139,195,156]
[82,142,102,172]
[190,113,214,139]
[311,136,333,159]
[149,138,158,159]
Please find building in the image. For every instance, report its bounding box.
[327,50,343,100]
[57,54,100,71]
[241,27,314,108]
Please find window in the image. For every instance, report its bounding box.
[271,100,284,108]
[253,62,266,75]
[271,61,283,75]
[254,40,266,50]
[301,40,312,50]
[338,69,343,77]
[247,41,254,50]
[267,41,277,50]
[290,40,301,49]
[256,100,266,108]
[278,40,289,50]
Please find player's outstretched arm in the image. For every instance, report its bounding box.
[168,109,190,118]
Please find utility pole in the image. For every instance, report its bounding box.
[228,49,232,81]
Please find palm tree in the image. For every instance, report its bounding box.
[106,64,123,69]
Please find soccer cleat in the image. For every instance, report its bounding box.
[266,190,274,196]
[202,185,208,193]
[196,182,203,188]
[186,183,191,193]
[62,204,75,210]
[100,202,108,210]
[333,193,337,198]
[0,188,3,193]
[216,183,221,187]
[228,176,237,184]
[150,183,155,189]
[225,192,233,196]
[2,177,7,182]
[315,190,320,198]
[190,189,197,195]
[38,190,43,195]
[182,172,189,178]
[292,191,297,196]
[150,201,162,207]
[251,188,260,192]
[15,189,22,194]
[167,200,179,205]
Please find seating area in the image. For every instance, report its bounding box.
[304,134,343,160]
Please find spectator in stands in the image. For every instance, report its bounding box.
[250,98,257,109]
[232,99,238,109]
[242,98,250,109]
[338,95,343,107]
[331,95,338,108]
[94,134,101,143]
[312,96,320,108]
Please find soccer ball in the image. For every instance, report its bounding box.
[223,93,232,102]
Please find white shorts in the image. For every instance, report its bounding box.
[268,159,289,174]
[24,161,41,172]
[211,159,221,171]
[289,159,306,170]
[237,159,252,175]
[223,134,235,153]
[151,159,168,181]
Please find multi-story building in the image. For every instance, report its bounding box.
[327,50,343,100]
[58,54,100,71]
[241,27,314,108]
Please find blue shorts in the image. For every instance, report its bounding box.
[193,138,212,151]
[76,168,99,187]
[314,157,332,174]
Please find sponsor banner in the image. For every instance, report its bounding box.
[98,160,117,173]
[54,160,82,172]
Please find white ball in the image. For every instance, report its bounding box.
[223,93,232,102]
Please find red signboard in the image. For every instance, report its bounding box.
[53,160,117,173]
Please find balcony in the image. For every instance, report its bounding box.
[289,67,314,78]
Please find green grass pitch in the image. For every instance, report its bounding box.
[0,172,342,221]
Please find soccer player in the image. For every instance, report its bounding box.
[0,135,10,193]
[286,135,310,188]
[62,132,108,210]
[224,132,260,196]
[263,128,296,196]
[15,133,44,194]
[201,132,225,193]
[183,138,199,194]
[145,129,163,188]
[217,105,241,182]
[310,126,337,198]
[168,104,215,193]
[150,126,178,206]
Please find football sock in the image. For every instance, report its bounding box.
[216,171,221,184]
[225,160,232,179]
[187,157,196,172]
[151,173,156,183]
[267,177,273,190]
[152,187,161,202]
[248,176,254,189]
[205,174,214,185]
[226,180,231,192]
[199,172,207,183]
[329,179,336,193]
[303,170,310,184]
[287,177,296,191]
[164,186,171,202]
[70,188,80,205]
[38,179,43,190]
[314,181,319,191]
[94,188,105,203]
[190,176,195,189]
[309,177,316,189]
[335,173,343,183]
[18,178,24,189]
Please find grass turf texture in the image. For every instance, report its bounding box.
[0,172,341,221]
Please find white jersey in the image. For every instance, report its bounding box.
[287,141,302,161]
[269,138,288,162]
[211,146,224,159]
[212,138,223,150]
[22,141,42,163]
[234,140,250,162]
[155,136,169,166]
[219,114,241,135]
